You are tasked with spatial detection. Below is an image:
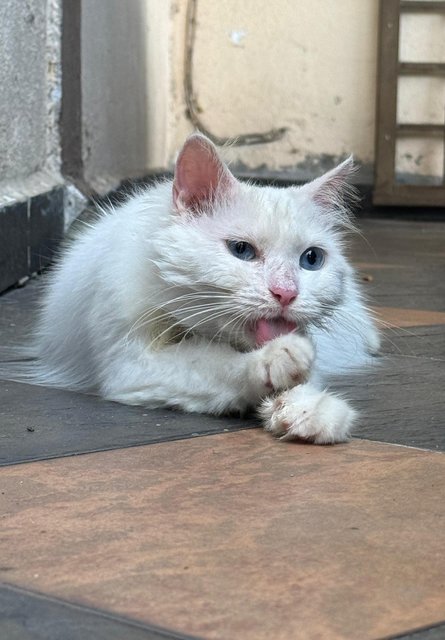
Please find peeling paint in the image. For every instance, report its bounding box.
[232,154,374,186]
[396,172,443,186]
[414,155,424,167]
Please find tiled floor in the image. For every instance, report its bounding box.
[1,218,444,640]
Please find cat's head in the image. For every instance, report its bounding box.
[155,133,357,349]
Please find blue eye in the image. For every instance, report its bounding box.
[226,240,257,261]
[299,247,325,270]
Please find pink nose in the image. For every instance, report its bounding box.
[269,286,297,307]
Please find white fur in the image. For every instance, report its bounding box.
[248,333,314,392]
[260,385,357,444]
[2,135,380,444]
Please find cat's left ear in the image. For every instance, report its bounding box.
[303,156,357,211]
[173,133,237,214]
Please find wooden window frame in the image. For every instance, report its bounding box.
[374,0,445,206]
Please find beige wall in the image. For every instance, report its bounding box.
[169,0,379,181]
[78,0,382,189]
[166,0,444,183]
[74,1,445,192]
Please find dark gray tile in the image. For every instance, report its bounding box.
[380,325,445,359]
[332,321,445,451]
[0,583,200,640]
[365,266,445,312]
[1,188,64,294]
[0,202,28,293]
[0,379,256,466]
[352,219,445,268]
[0,276,38,344]
[29,188,64,273]
[334,353,445,452]
[384,621,445,639]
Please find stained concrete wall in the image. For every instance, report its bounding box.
[0,0,62,207]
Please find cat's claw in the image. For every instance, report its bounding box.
[260,384,356,444]
[250,333,314,394]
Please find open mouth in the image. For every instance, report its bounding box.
[252,317,298,346]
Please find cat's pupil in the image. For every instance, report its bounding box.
[307,250,316,265]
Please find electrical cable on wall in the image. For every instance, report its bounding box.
[184,0,287,146]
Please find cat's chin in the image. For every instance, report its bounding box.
[250,317,298,347]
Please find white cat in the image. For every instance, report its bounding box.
[7,134,380,443]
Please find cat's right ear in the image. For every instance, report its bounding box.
[172,134,236,214]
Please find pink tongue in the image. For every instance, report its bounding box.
[254,318,297,346]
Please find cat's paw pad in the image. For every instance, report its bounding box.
[260,386,356,444]
[251,334,314,393]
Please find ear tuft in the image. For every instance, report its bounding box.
[172,133,236,215]
[305,155,358,214]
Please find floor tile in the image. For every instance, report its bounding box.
[0,378,256,466]
[0,583,198,640]
[335,355,445,451]
[1,432,445,640]
[373,307,445,328]
[378,325,445,358]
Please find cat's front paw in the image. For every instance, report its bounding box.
[260,384,356,444]
[250,333,314,394]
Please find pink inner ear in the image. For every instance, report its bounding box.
[173,135,234,213]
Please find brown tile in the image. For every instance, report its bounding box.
[354,262,404,270]
[1,433,445,640]
[373,306,445,328]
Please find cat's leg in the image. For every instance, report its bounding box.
[259,384,356,444]
[100,333,314,415]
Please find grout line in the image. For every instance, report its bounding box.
[353,437,445,455]
[378,617,445,640]
[0,424,259,468]
[0,581,203,640]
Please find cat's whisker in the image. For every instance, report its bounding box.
[226,314,251,348]
[124,295,235,343]
[126,305,227,346]
[176,307,239,343]
[141,274,233,298]
[189,309,250,358]
[207,309,250,348]
[332,304,395,335]
[129,286,233,313]
[148,304,238,351]
[323,306,407,359]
